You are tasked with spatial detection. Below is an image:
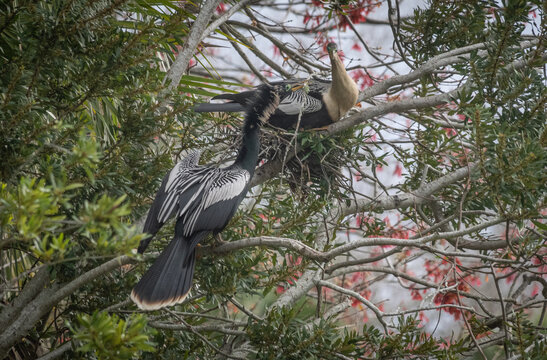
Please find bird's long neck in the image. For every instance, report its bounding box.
[234,86,279,174]
[323,51,359,122]
[234,121,260,174]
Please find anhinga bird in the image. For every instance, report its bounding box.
[194,43,359,130]
[131,86,280,310]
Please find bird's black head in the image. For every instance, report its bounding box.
[243,85,280,132]
[326,42,338,54]
[255,85,280,124]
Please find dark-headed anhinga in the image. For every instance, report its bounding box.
[194,43,359,130]
[131,86,280,310]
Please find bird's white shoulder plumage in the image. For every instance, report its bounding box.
[202,169,250,209]
[178,167,250,236]
[157,151,203,224]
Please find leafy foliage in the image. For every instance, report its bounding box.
[71,311,156,360]
[0,0,195,357]
[247,307,368,359]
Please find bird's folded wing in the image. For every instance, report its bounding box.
[202,169,250,209]
[178,168,250,236]
[277,90,322,115]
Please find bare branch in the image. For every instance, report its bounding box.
[0,266,50,328]
[340,163,478,216]
[164,0,223,91]
[164,0,256,91]
[0,256,132,357]
[150,321,246,336]
[222,24,292,78]
[209,216,507,263]
[316,280,388,332]
[35,341,73,360]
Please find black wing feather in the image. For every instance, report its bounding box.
[139,165,250,253]
[142,173,170,236]
[190,197,242,234]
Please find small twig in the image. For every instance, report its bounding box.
[227,38,269,83]
[456,289,487,360]
[340,13,398,75]
[229,297,263,321]
[164,309,246,360]
[387,0,414,70]
[316,280,387,332]
[223,24,291,78]
[491,264,511,358]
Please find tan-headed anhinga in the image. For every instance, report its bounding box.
[194,43,359,130]
[131,86,280,310]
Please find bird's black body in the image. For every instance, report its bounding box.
[194,78,334,130]
[131,86,280,310]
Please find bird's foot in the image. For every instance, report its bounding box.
[120,264,135,275]
[213,234,226,246]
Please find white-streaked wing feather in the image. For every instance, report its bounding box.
[180,168,249,236]
[154,151,250,237]
[157,192,178,223]
[177,180,208,218]
[165,151,201,193]
[278,90,322,115]
[157,151,202,223]
[158,175,203,223]
[164,162,184,194]
[202,169,250,209]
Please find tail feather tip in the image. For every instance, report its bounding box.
[130,288,190,311]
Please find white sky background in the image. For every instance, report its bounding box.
[187,1,543,340]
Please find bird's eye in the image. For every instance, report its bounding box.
[285,84,292,91]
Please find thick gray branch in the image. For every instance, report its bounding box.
[164,0,223,91]
[209,217,505,262]
[340,163,477,216]
[0,256,132,357]
[0,266,50,329]
[35,341,73,360]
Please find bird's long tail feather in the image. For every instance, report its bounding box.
[131,232,207,310]
[193,102,245,113]
[193,89,258,113]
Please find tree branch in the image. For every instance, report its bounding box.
[316,280,388,331]
[0,266,50,329]
[0,256,132,357]
[340,163,478,216]
[35,341,73,360]
[164,0,223,91]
